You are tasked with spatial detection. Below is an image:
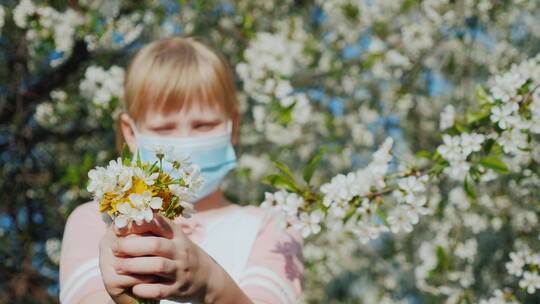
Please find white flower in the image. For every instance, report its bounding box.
[455,239,477,263]
[498,129,528,154]
[107,158,133,193]
[169,184,191,200]
[506,251,526,277]
[519,271,540,294]
[115,203,133,228]
[320,172,358,207]
[261,190,304,221]
[294,210,325,238]
[180,201,196,218]
[180,164,203,195]
[352,219,381,244]
[401,22,434,55]
[397,175,428,205]
[87,167,115,200]
[13,0,37,28]
[165,150,192,165]
[387,205,415,233]
[490,72,526,103]
[291,94,312,124]
[444,159,471,180]
[150,144,174,156]
[113,191,163,227]
[45,238,62,264]
[460,133,485,155]
[437,135,463,161]
[79,65,125,117]
[490,103,519,130]
[133,167,159,186]
[440,104,455,130]
[0,5,5,31]
[355,198,375,216]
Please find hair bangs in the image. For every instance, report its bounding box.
[124,37,236,122]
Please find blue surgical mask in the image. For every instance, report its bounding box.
[129,119,237,202]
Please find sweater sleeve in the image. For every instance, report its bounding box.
[59,201,108,304]
[238,207,304,304]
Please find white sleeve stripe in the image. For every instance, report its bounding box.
[60,257,99,299]
[240,266,296,303]
[60,268,101,304]
[240,277,292,304]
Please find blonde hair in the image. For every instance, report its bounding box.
[116,36,237,150]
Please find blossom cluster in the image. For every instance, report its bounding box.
[478,290,519,304]
[437,132,485,179]
[505,247,540,294]
[13,0,83,67]
[79,65,125,119]
[236,26,314,146]
[87,148,203,228]
[6,0,540,302]
[0,5,5,33]
[34,90,71,130]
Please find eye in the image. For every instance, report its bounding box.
[149,123,176,134]
[193,122,218,131]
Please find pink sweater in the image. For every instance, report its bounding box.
[59,202,304,303]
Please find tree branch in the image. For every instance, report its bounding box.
[0,40,91,123]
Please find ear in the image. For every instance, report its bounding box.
[231,106,240,146]
[119,113,138,154]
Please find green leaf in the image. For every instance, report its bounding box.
[466,111,490,125]
[136,151,142,167]
[433,161,449,175]
[482,138,495,154]
[464,175,477,201]
[415,151,432,159]
[475,85,489,103]
[479,157,509,175]
[121,143,132,166]
[434,246,450,272]
[262,174,299,192]
[303,150,325,184]
[272,159,294,177]
[454,122,466,133]
[342,209,357,225]
[401,0,418,12]
[376,208,390,227]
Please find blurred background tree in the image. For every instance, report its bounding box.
[1,0,540,303]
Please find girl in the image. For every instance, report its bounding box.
[59,36,304,304]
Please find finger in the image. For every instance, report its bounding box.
[113,220,130,236]
[114,273,159,288]
[117,215,174,239]
[132,282,179,300]
[115,256,176,279]
[113,236,175,258]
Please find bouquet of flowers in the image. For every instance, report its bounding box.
[87,145,203,228]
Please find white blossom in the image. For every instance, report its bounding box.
[498,129,528,154]
[439,104,455,130]
[295,210,325,238]
[13,0,37,28]
[387,205,415,233]
[519,271,540,294]
[0,5,5,32]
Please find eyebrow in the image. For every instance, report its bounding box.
[191,118,223,123]
[146,121,177,129]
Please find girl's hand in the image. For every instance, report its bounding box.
[111,214,213,303]
[99,224,157,304]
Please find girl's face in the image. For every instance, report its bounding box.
[138,100,228,138]
[120,99,239,154]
